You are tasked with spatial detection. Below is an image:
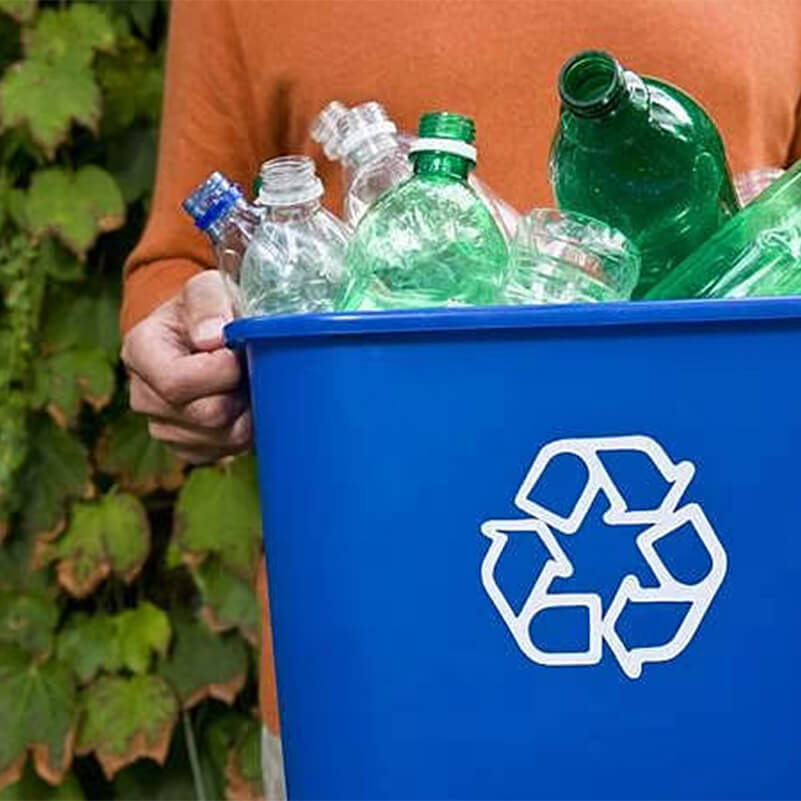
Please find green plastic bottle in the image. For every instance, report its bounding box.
[340,112,508,310]
[646,160,801,300]
[550,50,739,297]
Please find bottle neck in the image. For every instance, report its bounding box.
[260,198,321,223]
[206,199,259,244]
[413,151,472,181]
[342,132,401,170]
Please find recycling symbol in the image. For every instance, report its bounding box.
[480,435,727,679]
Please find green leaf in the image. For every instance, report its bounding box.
[56,603,170,684]
[160,618,247,710]
[32,347,114,427]
[24,167,124,256]
[0,592,58,657]
[0,531,54,595]
[40,283,120,362]
[0,761,83,800]
[38,492,150,598]
[76,674,178,780]
[95,411,184,495]
[191,558,260,647]
[97,38,162,136]
[105,125,158,205]
[24,5,115,67]
[0,644,77,789]
[34,239,83,283]
[224,719,263,801]
[18,416,92,540]
[201,711,252,801]
[0,0,35,24]
[173,454,261,580]
[0,60,100,157]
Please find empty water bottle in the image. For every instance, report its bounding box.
[182,171,261,314]
[240,156,350,316]
[311,100,519,238]
[341,112,508,310]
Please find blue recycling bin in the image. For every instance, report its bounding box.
[226,299,801,801]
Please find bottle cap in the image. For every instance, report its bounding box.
[183,171,244,231]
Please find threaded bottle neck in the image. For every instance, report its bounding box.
[336,101,401,169]
[558,51,629,119]
[257,156,324,210]
[411,112,476,180]
[310,100,349,160]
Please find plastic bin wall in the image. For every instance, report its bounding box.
[226,300,801,801]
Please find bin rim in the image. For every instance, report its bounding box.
[225,297,801,347]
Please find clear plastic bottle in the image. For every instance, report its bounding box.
[646,159,801,300]
[311,100,519,237]
[182,171,261,315]
[505,209,640,305]
[341,112,508,310]
[240,156,350,316]
[550,50,739,297]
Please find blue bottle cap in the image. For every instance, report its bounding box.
[182,171,244,232]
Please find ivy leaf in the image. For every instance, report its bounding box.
[24,5,115,67]
[76,674,178,780]
[18,415,93,541]
[0,60,100,157]
[173,454,261,580]
[34,239,83,283]
[56,603,170,684]
[24,167,124,256]
[191,558,260,647]
[32,347,115,427]
[37,492,150,599]
[201,711,253,801]
[0,644,78,789]
[0,0,36,24]
[160,618,247,710]
[224,719,264,801]
[0,531,54,595]
[40,283,119,362]
[105,125,158,205]
[95,412,184,495]
[0,394,27,538]
[0,762,83,800]
[0,592,58,657]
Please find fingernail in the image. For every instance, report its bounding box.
[193,316,225,346]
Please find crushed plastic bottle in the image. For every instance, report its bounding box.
[646,159,801,300]
[341,111,508,310]
[550,50,739,297]
[505,209,640,305]
[311,100,519,238]
[182,171,261,315]
[240,156,350,316]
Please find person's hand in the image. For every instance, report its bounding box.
[122,271,251,464]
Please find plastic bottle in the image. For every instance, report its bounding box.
[182,171,261,314]
[311,100,519,237]
[505,209,640,305]
[645,159,801,300]
[550,50,739,297]
[240,156,350,316]
[341,111,508,310]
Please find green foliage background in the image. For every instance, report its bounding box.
[0,1,265,798]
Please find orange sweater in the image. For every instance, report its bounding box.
[123,0,801,731]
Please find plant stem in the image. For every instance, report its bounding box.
[183,708,207,801]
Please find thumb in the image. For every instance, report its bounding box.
[181,270,235,351]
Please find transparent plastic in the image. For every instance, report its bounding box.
[240,157,350,316]
[311,100,519,237]
[550,51,739,298]
[341,112,508,311]
[646,159,801,300]
[505,209,640,305]
[182,171,261,315]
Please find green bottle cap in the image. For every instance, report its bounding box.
[558,50,626,118]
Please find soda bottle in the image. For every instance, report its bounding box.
[240,156,350,316]
[312,100,519,238]
[182,171,261,314]
[646,159,801,300]
[341,111,508,310]
[550,50,739,297]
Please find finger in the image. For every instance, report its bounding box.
[180,271,235,351]
[148,410,252,449]
[130,375,247,429]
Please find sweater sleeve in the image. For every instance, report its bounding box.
[121,0,263,334]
